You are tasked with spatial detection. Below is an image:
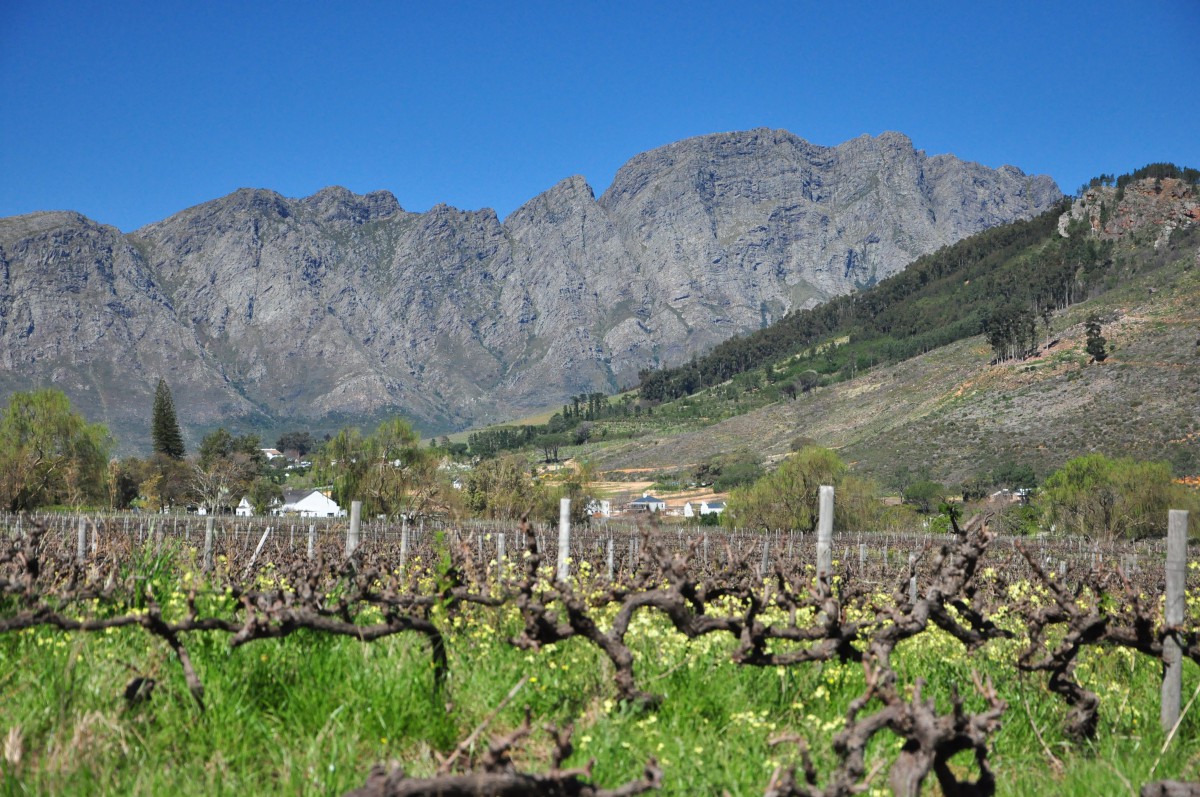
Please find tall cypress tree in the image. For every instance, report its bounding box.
[151,378,185,458]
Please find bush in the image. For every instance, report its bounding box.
[726,446,879,531]
[1038,453,1198,540]
[903,480,945,514]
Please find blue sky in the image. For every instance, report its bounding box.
[2,1,1197,232]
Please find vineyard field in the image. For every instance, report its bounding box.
[2,513,1199,796]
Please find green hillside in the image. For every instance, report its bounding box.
[589,254,1200,485]
[448,170,1200,493]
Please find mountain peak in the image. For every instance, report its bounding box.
[1,128,1064,450]
[301,186,403,223]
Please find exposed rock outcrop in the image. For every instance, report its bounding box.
[0,129,1061,449]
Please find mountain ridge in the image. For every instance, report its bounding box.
[0,129,1061,452]
[584,174,1200,485]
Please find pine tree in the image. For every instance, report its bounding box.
[1085,314,1108,363]
[151,378,185,458]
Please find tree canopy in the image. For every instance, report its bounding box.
[192,429,269,514]
[725,446,879,532]
[1038,454,1197,541]
[151,379,185,459]
[316,418,443,518]
[0,389,111,511]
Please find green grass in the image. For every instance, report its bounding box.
[3,575,1200,795]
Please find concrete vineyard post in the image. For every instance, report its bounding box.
[307,524,315,560]
[557,498,571,582]
[606,536,614,580]
[203,517,215,571]
[401,516,409,566]
[76,516,86,562]
[1162,509,1189,732]
[497,532,506,568]
[248,527,271,572]
[346,500,362,557]
[817,485,834,580]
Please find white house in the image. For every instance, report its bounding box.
[684,500,726,518]
[586,498,612,517]
[629,494,666,513]
[260,448,286,461]
[235,497,254,517]
[272,489,346,518]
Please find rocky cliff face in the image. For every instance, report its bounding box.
[0,129,1060,450]
[1059,177,1200,248]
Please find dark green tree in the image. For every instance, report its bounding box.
[1085,314,1108,362]
[993,461,1037,490]
[903,480,946,514]
[151,378,185,459]
[275,430,316,458]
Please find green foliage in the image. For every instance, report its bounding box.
[274,430,316,457]
[316,418,443,518]
[1085,313,1108,362]
[319,426,369,511]
[1115,162,1200,191]
[993,461,1037,490]
[464,454,545,520]
[108,457,142,509]
[0,388,111,511]
[131,454,192,512]
[902,480,945,514]
[151,378,185,459]
[468,425,539,458]
[466,394,645,460]
[725,446,879,531]
[535,433,569,463]
[638,204,1077,402]
[693,451,763,492]
[991,502,1043,536]
[984,301,1037,362]
[191,429,269,513]
[1038,453,1198,540]
[960,474,991,502]
[198,428,264,470]
[247,477,283,516]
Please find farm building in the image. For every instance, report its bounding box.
[629,494,667,513]
[270,489,346,518]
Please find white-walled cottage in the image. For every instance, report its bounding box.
[629,494,666,513]
[272,489,346,518]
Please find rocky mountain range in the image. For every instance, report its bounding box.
[0,129,1061,451]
